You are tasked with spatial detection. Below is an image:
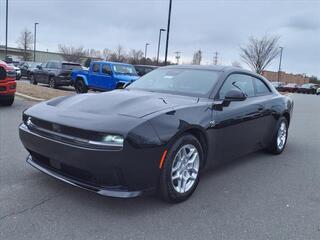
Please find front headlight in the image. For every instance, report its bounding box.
[88,134,124,147]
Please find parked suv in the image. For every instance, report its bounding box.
[134,65,158,76]
[0,61,16,106]
[71,61,139,93]
[31,61,82,88]
[19,61,42,79]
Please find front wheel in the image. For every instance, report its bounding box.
[267,117,288,154]
[74,79,88,94]
[30,75,37,85]
[48,77,57,88]
[159,134,203,203]
[0,96,14,106]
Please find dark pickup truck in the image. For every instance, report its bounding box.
[31,61,82,88]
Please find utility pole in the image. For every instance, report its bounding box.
[34,22,39,62]
[5,0,9,59]
[278,47,283,82]
[145,43,150,59]
[174,51,181,64]
[213,51,219,65]
[157,28,166,65]
[164,0,172,65]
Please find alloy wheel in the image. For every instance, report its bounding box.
[171,144,200,194]
[277,121,287,150]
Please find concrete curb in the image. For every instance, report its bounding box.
[16,92,45,102]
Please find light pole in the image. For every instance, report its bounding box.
[157,28,166,65]
[145,43,150,59]
[164,0,172,65]
[278,47,283,82]
[34,22,39,62]
[5,0,9,59]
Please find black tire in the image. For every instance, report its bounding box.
[74,79,88,94]
[30,74,37,85]
[159,134,203,203]
[48,77,57,89]
[266,117,288,154]
[0,96,14,106]
[115,82,125,89]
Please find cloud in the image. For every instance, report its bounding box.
[285,16,320,31]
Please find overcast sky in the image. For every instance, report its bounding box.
[0,0,319,76]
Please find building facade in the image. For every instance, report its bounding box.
[0,45,64,63]
[262,70,309,84]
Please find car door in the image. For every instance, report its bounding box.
[213,73,266,161]
[89,63,101,89]
[252,76,275,146]
[97,64,113,90]
[34,62,47,83]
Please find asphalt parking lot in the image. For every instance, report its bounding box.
[1,94,320,240]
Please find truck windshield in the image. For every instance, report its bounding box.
[62,63,82,71]
[113,64,137,76]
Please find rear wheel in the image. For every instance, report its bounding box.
[75,79,88,93]
[267,117,288,154]
[159,134,203,203]
[30,75,37,85]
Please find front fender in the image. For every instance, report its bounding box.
[75,74,88,86]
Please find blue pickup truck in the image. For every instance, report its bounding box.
[71,61,139,93]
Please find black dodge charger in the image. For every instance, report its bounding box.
[19,65,293,203]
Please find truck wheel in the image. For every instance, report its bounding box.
[48,77,57,89]
[115,82,126,89]
[75,79,88,94]
[30,75,38,85]
[0,96,14,106]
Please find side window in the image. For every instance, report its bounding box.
[42,62,48,68]
[253,77,271,95]
[102,64,112,75]
[92,63,100,73]
[219,74,255,99]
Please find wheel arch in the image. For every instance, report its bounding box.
[75,75,88,86]
[167,126,209,169]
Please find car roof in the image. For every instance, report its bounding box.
[92,61,133,66]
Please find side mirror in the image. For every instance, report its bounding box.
[37,65,42,70]
[224,89,247,102]
[212,89,246,111]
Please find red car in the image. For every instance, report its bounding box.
[0,61,16,106]
[282,83,299,93]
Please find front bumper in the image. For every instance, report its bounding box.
[19,124,163,198]
[0,81,16,96]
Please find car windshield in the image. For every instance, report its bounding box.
[128,68,219,96]
[113,64,137,76]
[62,63,82,70]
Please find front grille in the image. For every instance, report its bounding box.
[25,116,104,142]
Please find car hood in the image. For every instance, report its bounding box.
[48,89,198,118]
[114,74,139,82]
[24,90,199,134]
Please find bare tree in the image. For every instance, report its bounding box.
[17,29,33,61]
[58,44,87,63]
[240,35,280,74]
[128,49,144,64]
[192,50,202,65]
